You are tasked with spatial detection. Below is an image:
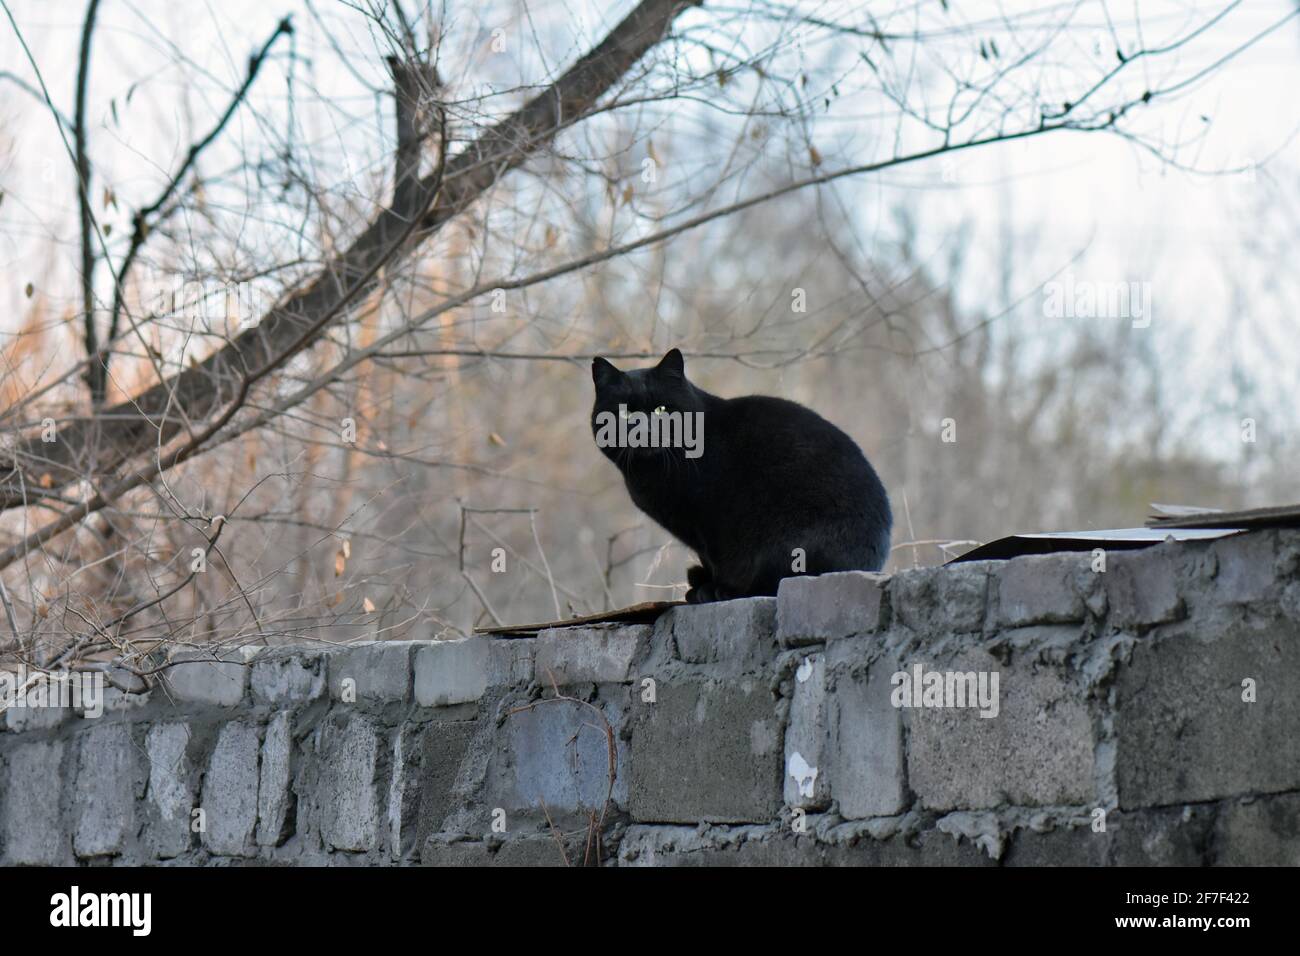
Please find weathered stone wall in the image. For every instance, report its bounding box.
[2,528,1298,866]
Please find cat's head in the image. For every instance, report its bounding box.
[590,349,705,463]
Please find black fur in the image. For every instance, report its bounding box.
[591,349,892,603]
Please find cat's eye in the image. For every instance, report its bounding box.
[653,405,667,415]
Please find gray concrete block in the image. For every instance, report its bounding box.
[420,837,492,866]
[86,665,149,709]
[421,837,574,868]
[1108,805,1217,866]
[202,720,260,857]
[421,834,579,867]
[413,638,488,707]
[1115,620,1300,808]
[892,562,991,634]
[165,647,253,706]
[145,723,193,859]
[996,553,1088,626]
[906,648,1096,810]
[628,678,781,824]
[1278,529,1300,574]
[97,687,151,715]
[1,740,67,864]
[487,639,536,686]
[1104,548,1184,629]
[1214,794,1300,865]
[386,726,427,861]
[3,699,71,732]
[0,667,14,733]
[252,651,329,704]
[329,641,414,703]
[1281,581,1300,623]
[1003,824,1108,867]
[1,668,76,730]
[669,598,777,669]
[494,835,575,867]
[319,715,381,852]
[73,722,136,859]
[776,571,888,646]
[256,712,293,847]
[826,644,907,818]
[534,626,648,685]
[852,827,1000,866]
[507,695,627,813]
[879,567,932,634]
[415,720,478,846]
[783,652,828,809]
[1214,531,1276,605]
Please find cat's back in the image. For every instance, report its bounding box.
[711,393,890,557]
[712,394,863,458]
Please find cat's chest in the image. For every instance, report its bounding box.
[623,463,700,515]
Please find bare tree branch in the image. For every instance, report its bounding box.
[74,0,103,401]
[0,0,702,512]
[97,15,295,402]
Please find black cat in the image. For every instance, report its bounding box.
[591,348,891,603]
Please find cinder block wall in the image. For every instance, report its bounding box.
[2,529,1298,866]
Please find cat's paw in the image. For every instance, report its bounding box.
[685,565,716,602]
[686,564,712,588]
[685,579,738,604]
[685,582,718,604]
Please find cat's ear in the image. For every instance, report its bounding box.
[592,356,621,388]
[656,348,685,378]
